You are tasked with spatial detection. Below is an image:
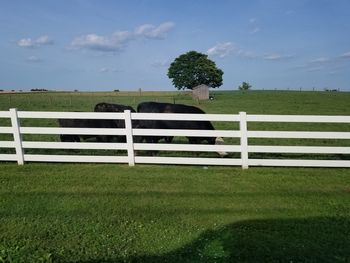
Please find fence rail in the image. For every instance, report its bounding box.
[0,108,350,168]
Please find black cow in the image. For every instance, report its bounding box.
[94,102,136,114]
[58,118,118,142]
[94,102,140,143]
[137,102,216,144]
[58,103,137,143]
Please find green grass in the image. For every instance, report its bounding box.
[1,90,350,114]
[0,90,350,262]
[1,164,349,262]
[1,90,350,156]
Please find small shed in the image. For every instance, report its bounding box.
[192,84,209,100]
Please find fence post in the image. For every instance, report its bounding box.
[10,108,24,165]
[124,110,135,166]
[239,112,248,169]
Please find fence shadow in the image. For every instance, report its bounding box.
[78,216,349,263]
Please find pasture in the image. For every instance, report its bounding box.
[0,90,350,262]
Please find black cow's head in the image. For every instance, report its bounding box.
[94,102,113,112]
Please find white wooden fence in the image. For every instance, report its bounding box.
[0,108,350,168]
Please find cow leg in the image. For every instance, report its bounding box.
[60,134,78,142]
[150,137,159,156]
[187,137,200,157]
[144,136,159,156]
[187,137,200,144]
[60,134,68,142]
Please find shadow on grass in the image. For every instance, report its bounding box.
[78,217,349,263]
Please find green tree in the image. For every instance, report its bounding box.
[238,82,252,91]
[167,51,224,90]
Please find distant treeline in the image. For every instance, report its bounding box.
[30,89,49,92]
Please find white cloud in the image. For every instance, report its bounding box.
[26,56,42,63]
[99,67,109,73]
[35,35,54,45]
[249,18,257,24]
[291,53,349,73]
[209,43,256,59]
[306,66,324,72]
[71,22,175,52]
[340,52,350,58]
[18,38,34,47]
[207,42,234,58]
[98,67,119,73]
[263,53,294,60]
[250,27,260,34]
[310,57,330,63]
[263,54,282,60]
[237,50,258,59]
[17,35,54,48]
[135,22,175,39]
[248,18,260,34]
[72,33,132,52]
[206,42,294,62]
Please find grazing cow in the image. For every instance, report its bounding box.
[94,102,136,114]
[137,102,221,145]
[58,118,118,142]
[94,102,140,143]
[58,103,138,143]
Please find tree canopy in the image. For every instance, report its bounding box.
[238,82,252,91]
[167,51,223,90]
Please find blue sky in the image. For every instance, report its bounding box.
[1,0,350,91]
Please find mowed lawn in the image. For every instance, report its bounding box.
[0,90,350,262]
[1,164,349,262]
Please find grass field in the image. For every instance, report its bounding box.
[0,90,350,262]
[1,90,350,155]
[1,90,350,115]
